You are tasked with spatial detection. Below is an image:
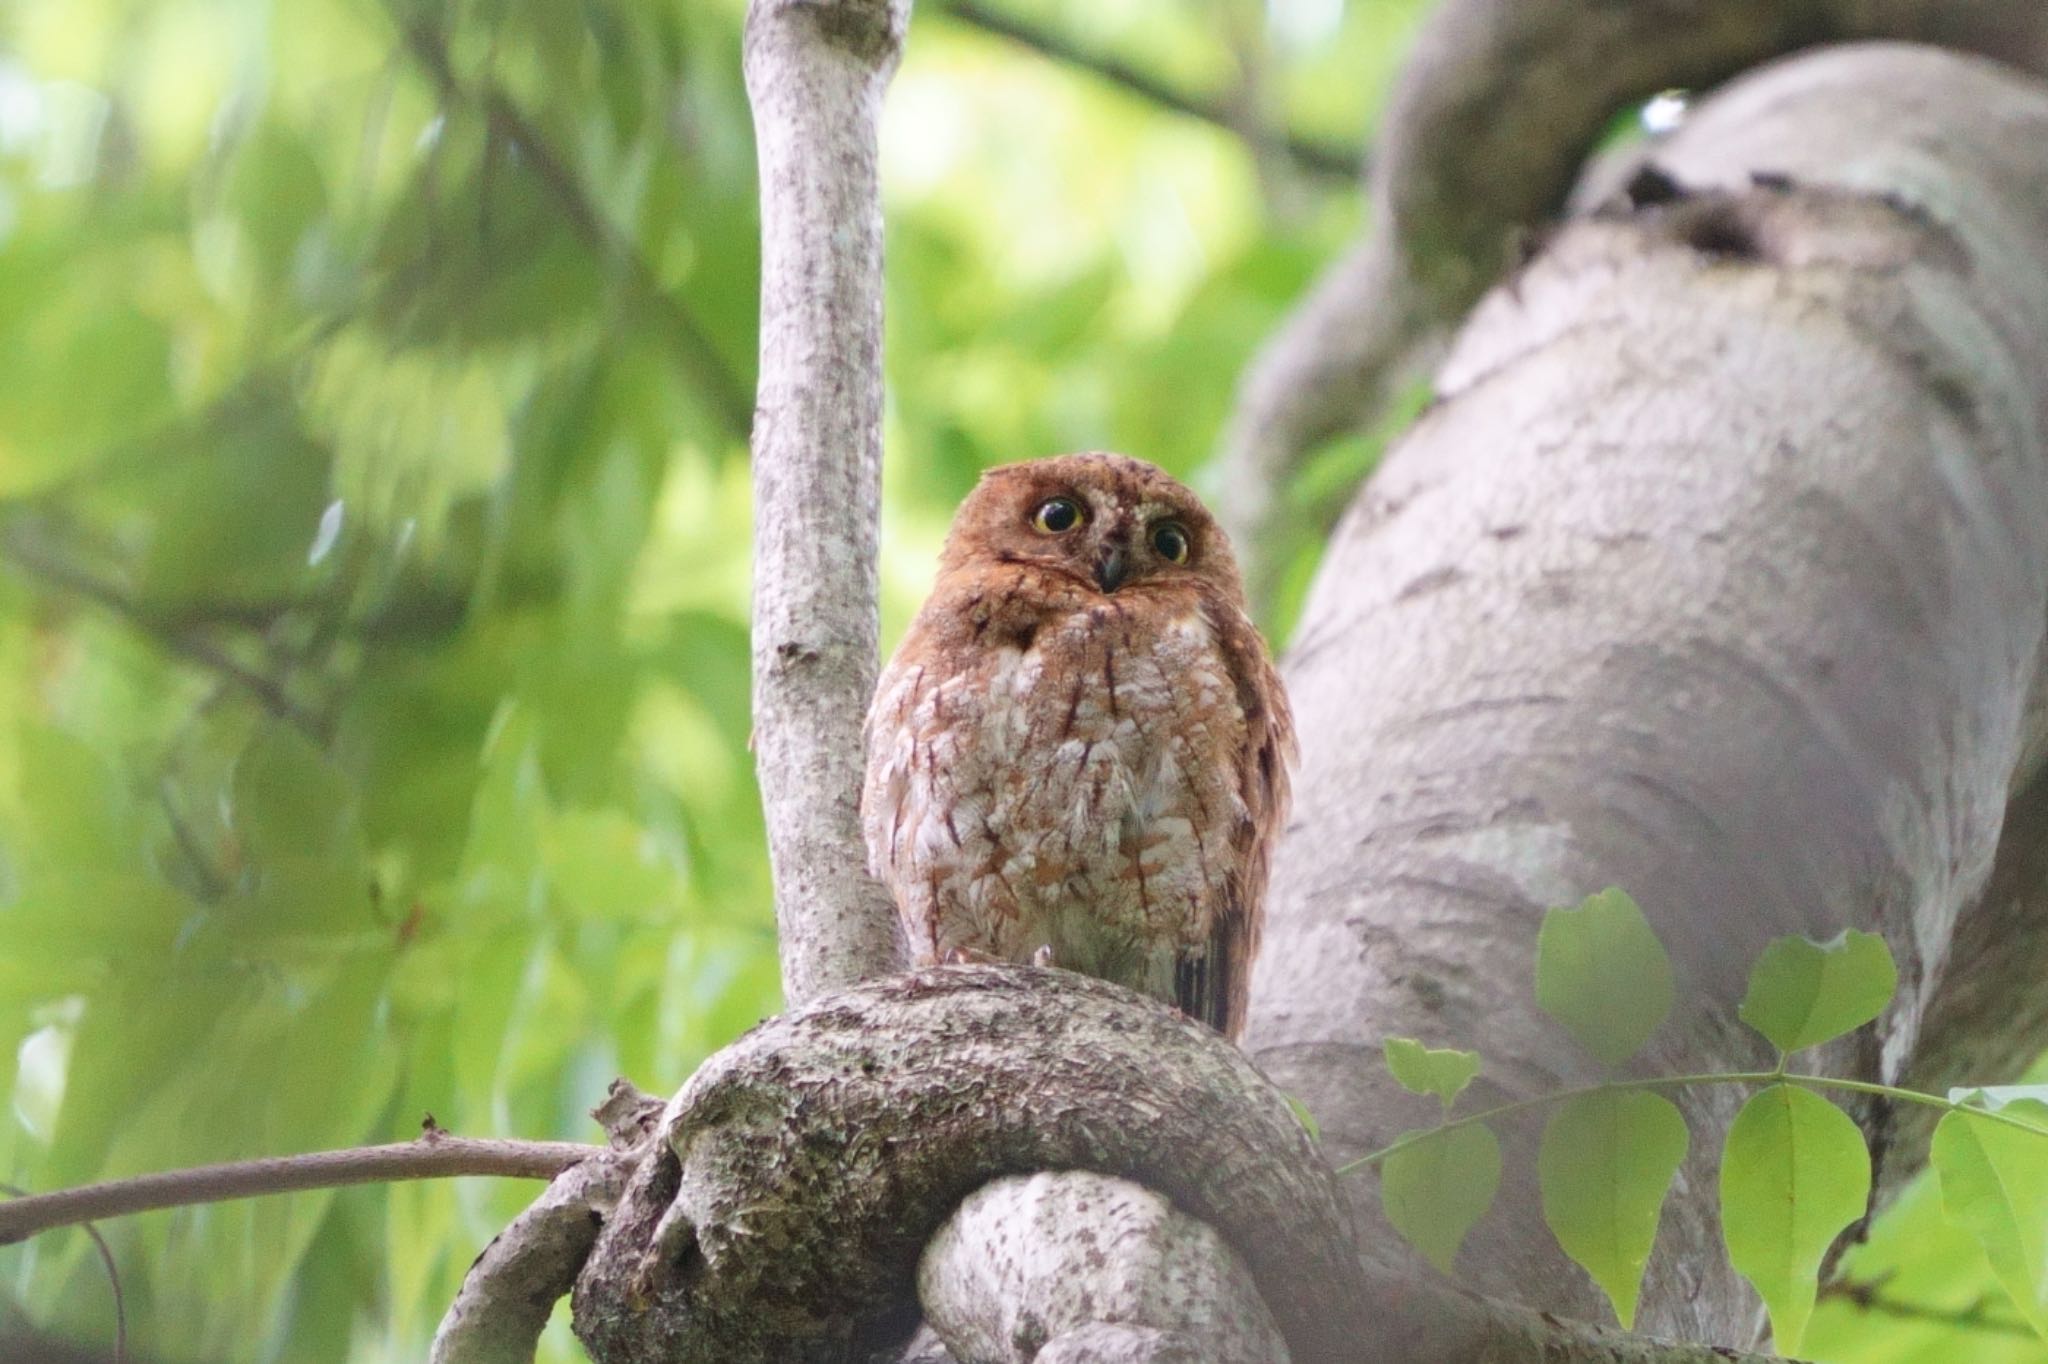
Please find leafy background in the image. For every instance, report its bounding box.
[0,0,2034,1360]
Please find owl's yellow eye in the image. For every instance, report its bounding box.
[1151,521,1191,564]
[1031,497,1083,534]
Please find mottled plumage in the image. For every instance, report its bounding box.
[861,452,1295,1040]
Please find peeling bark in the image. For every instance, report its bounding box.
[1215,0,2048,605]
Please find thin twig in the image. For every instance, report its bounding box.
[933,0,1360,181]
[1,1183,125,1364]
[1820,1277,2039,1339]
[0,1132,600,1245]
[392,14,755,440]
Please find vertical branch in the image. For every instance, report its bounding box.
[744,0,912,1003]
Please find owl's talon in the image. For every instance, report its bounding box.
[1030,944,1056,968]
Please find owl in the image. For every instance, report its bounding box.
[861,452,1296,1041]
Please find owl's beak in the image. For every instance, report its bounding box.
[1094,545,1129,594]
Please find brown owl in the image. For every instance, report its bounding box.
[861,452,1296,1041]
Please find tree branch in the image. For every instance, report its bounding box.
[0,1182,124,1363]
[0,1131,598,1245]
[917,1172,1287,1362]
[1211,0,2048,610]
[1819,1277,2040,1340]
[392,13,755,440]
[743,0,911,1003]
[931,0,1360,181]
[557,965,1787,1363]
[568,966,1361,1363]
[430,1148,641,1364]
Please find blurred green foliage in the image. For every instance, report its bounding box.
[0,0,1408,1357]
[0,0,2036,1361]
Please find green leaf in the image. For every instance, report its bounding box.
[1739,930,1898,1055]
[1539,1090,1690,1328]
[1382,1124,1502,1276]
[1384,1037,1482,1109]
[1721,1083,1872,1353]
[1283,1093,1321,1142]
[1535,888,1673,1067]
[1931,1100,2048,1337]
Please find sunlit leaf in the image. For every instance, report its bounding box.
[1382,1124,1502,1276]
[1932,1101,2048,1338]
[1539,1090,1689,1328]
[1739,930,1898,1055]
[1721,1083,1872,1354]
[1384,1036,1483,1109]
[1535,888,1674,1067]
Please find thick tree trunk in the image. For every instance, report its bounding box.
[1250,39,2048,1348]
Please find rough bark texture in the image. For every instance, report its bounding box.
[1216,0,2048,607]
[917,1172,1289,1363]
[746,0,911,1004]
[1248,40,2048,1350]
[568,967,1361,1364]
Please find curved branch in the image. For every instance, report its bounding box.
[568,966,1363,1364]
[1213,0,2048,607]
[744,0,912,1002]
[431,1149,641,1364]
[917,1171,1287,1362]
[0,1133,597,1245]
[556,966,1789,1363]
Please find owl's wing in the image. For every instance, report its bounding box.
[860,655,923,878]
[1185,596,1298,1041]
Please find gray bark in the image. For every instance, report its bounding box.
[430,1083,662,1364]
[917,1172,1288,1363]
[567,967,1361,1364]
[1215,0,2048,608]
[429,1152,637,1364]
[746,0,911,1003]
[1249,39,2048,1348]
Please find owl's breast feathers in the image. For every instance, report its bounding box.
[861,568,1294,1039]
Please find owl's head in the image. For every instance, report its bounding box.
[939,452,1245,603]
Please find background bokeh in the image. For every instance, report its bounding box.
[0,1,2035,1359]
